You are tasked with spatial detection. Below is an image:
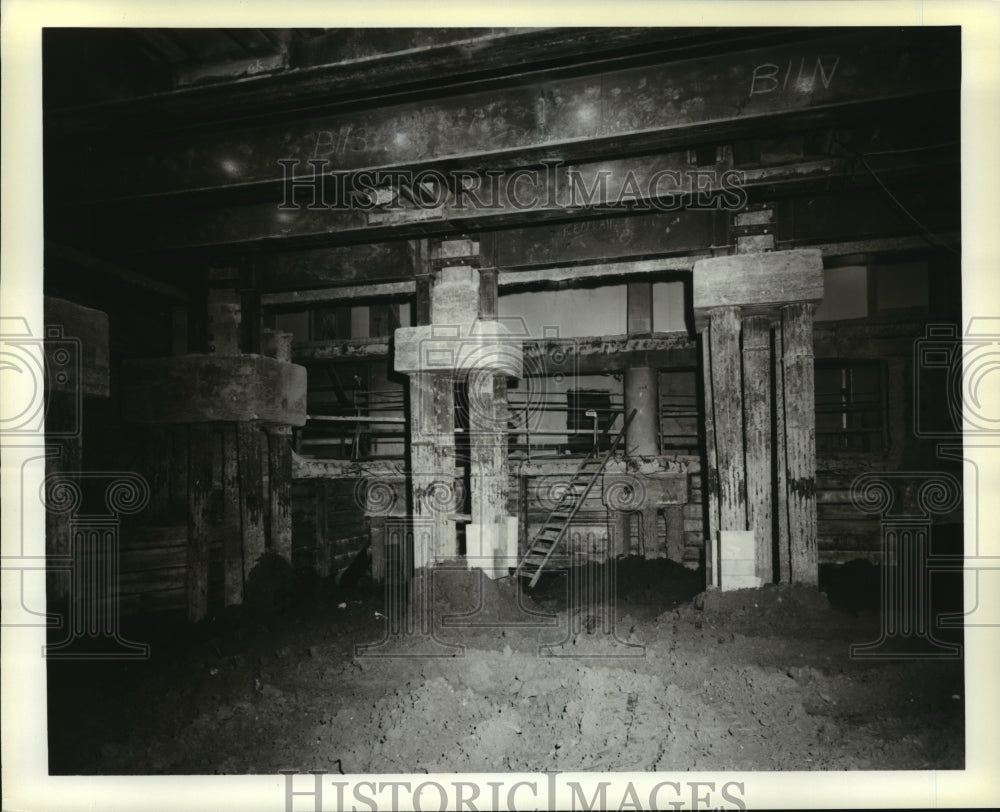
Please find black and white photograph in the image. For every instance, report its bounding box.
[2,2,998,810]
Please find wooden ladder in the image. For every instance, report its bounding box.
[514,409,637,588]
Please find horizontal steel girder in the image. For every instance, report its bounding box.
[58,28,958,204]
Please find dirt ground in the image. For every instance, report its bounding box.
[48,557,964,775]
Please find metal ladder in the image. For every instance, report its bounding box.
[514,409,637,588]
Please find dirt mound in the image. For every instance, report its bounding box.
[432,565,543,625]
[331,652,724,773]
[675,582,856,638]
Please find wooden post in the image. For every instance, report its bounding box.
[169,424,189,519]
[478,268,499,318]
[415,275,433,326]
[370,516,387,582]
[665,504,685,563]
[267,425,293,564]
[145,425,171,520]
[699,333,720,587]
[781,302,819,585]
[518,471,529,556]
[187,424,212,622]
[237,422,266,580]
[708,307,746,533]
[431,373,458,560]
[314,479,330,576]
[221,424,243,606]
[773,323,791,582]
[45,390,82,606]
[409,374,439,569]
[171,305,189,356]
[742,315,774,581]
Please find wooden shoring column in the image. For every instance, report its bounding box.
[408,373,457,567]
[693,249,823,587]
[699,332,720,586]
[45,391,83,606]
[187,424,212,622]
[707,306,747,534]
[772,324,791,583]
[267,425,293,565]
[237,422,267,580]
[742,315,774,582]
[781,302,819,584]
[221,424,243,606]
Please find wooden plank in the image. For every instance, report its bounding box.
[314,480,330,576]
[118,587,187,616]
[263,281,414,308]
[237,423,267,579]
[693,249,823,316]
[664,504,685,563]
[781,302,819,585]
[221,424,243,606]
[187,424,212,622]
[708,307,746,534]
[267,425,293,564]
[119,546,187,573]
[700,332,719,589]
[169,425,189,518]
[774,321,790,583]
[122,566,188,593]
[144,426,171,520]
[370,517,386,583]
[741,315,774,581]
[119,524,188,550]
[122,355,307,426]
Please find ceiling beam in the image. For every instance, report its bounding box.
[46,242,190,301]
[45,28,791,138]
[55,28,958,206]
[63,146,959,256]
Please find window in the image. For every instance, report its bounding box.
[815,360,886,453]
[567,390,613,452]
[659,368,700,452]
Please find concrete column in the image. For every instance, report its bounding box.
[624,366,659,456]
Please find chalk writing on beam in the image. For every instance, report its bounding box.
[313,126,370,159]
[749,55,841,97]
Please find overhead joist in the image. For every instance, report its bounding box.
[58,28,958,205]
[47,28,763,137]
[258,231,957,310]
[73,148,958,256]
[242,179,958,298]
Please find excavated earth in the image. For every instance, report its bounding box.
[48,557,964,774]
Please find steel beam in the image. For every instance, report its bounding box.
[59,28,958,204]
[75,148,957,256]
